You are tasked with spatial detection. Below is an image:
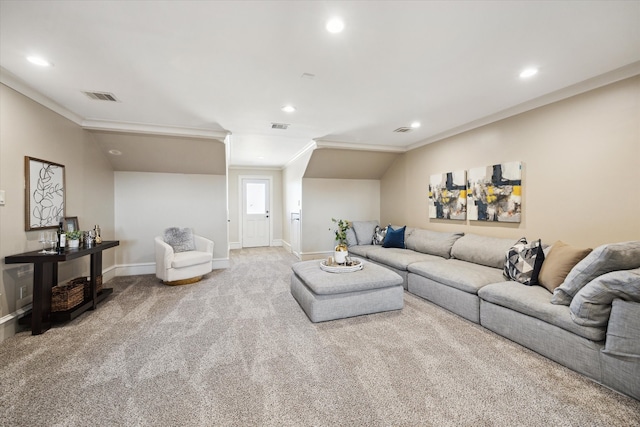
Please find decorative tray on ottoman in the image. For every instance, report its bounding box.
[320,257,363,273]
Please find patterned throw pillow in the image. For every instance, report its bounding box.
[373,225,388,245]
[504,238,545,286]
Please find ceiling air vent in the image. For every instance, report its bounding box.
[271,122,289,130]
[393,127,412,133]
[83,91,119,102]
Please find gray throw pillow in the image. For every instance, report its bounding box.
[552,241,640,305]
[570,268,640,327]
[164,227,196,253]
[345,228,358,247]
[602,299,640,358]
[351,220,379,245]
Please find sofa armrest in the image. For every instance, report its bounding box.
[155,236,174,273]
[602,299,640,358]
[193,235,214,255]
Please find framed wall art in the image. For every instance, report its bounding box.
[24,156,65,231]
[467,161,522,222]
[428,170,467,220]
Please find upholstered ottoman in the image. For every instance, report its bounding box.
[290,259,404,322]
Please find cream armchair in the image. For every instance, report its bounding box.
[155,230,214,285]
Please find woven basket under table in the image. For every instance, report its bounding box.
[51,281,85,312]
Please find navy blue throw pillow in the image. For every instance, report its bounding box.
[382,225,406,249]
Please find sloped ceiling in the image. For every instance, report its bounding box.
[304,148,400,180]
[90,131,226,175]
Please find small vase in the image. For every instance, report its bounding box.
[68,239,80,249]
[334,244,348,264]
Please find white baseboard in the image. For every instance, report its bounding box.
[282,241,292,252]
[271,239,283,247]
[115,259,230,277]
[300,251,333,261]
[116,262,155,276]
[212,258,230,269]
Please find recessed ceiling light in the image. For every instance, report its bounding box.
[410,121,421,129]
[519,67,538,79]
[326,17,345,34]
[257,156,265,159]
[281,105,296,113]
[108,149,122,156]
[27,56,52,67]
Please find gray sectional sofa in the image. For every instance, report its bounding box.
[346,222,640,400]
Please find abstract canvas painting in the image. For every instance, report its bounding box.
[428,170,467,220]
[467,161,522,222]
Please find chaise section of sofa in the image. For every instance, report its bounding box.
[478,281,606,381]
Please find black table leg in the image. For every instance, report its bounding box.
[89,251,103,310]
[31,261,55,335]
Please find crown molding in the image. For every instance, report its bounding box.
[313,139,406,153]
[282,140,317,169]
[82,119,230,140]
[1,67,84,125]
[407,61,640,152]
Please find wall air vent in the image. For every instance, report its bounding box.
[83,91,119,102]
[271,122,289,130]
[393,127,412,133]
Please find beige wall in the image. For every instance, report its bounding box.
[228,168,283,247]
[0,84,115,341]
[114,171,228,268]
[302,178,380,257]
[381,76,640,248]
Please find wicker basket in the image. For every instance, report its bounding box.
[78,276,103,301]
[52,281,85,312]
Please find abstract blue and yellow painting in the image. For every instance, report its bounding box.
[429,170,467,220]
[467,161,522,222]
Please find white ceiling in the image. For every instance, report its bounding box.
[1,1,639,169]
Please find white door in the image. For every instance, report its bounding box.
[242,178,270,247]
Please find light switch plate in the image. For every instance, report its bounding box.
[0,190,5,206]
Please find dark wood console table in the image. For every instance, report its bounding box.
[5,240,119,335]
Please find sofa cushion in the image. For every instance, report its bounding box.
[405,229,464,259]
[409,259,505,294]
[351,220,379,245]
[367,248,442,271]
[345,228,358,247]
[347,244,380,258]
[383,225,406,249]
[478,281,606,342]
[451,234,518,269]
[164,227,196,253]
[171,250,213,268]
[569,268,640,327]
[504,238,545,286]
[539,241,592,297]
[602,299,640,358]
[552,241,640,305]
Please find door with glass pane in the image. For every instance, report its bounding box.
[242,178,270,247]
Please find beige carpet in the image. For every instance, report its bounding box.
[1,247,638,426]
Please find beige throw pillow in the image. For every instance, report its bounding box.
[538,241,592,294]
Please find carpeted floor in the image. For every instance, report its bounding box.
[1,247,638,426]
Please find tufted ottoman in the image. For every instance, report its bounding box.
[290,259,404,322]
